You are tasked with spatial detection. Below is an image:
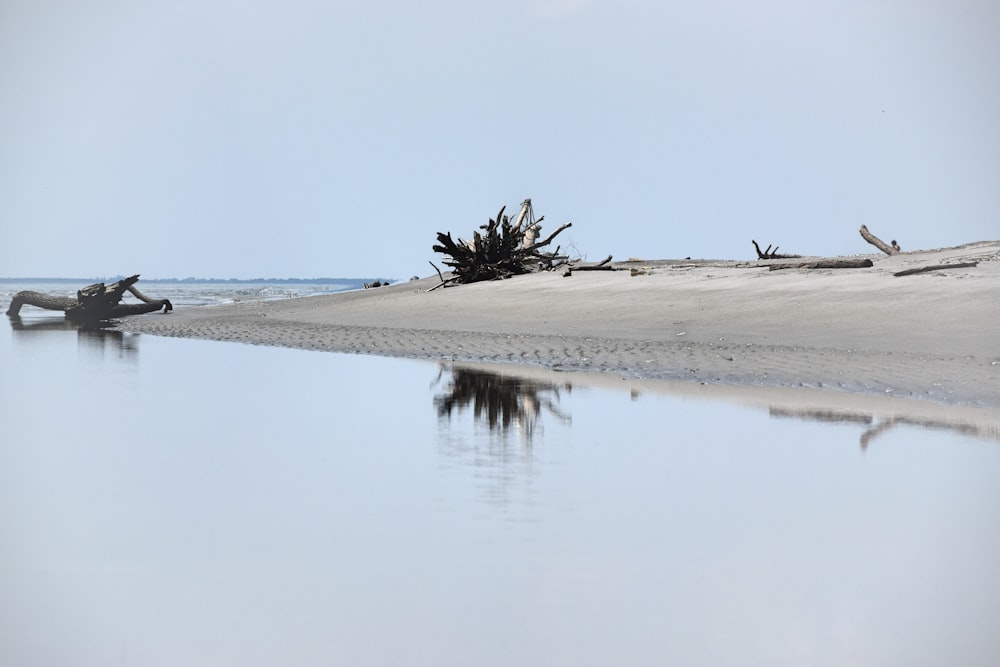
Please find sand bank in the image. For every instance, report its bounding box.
[122,241,1000,410]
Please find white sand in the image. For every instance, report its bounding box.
[122,241,1000,415]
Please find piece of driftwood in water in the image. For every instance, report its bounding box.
[768,259,874,271]
[752,240,801,260]
[893,262,978,277]
[6,274,172,319]
[859,225,901,255]
[432,200,572,286]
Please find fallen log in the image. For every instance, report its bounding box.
[893,262,978,277]
[768,259,874,271]
[6,274,172,320]
[859,225,900,255]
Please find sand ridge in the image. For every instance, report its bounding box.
[121,241,1000,408]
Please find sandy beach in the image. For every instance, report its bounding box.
[121,241,1000,412]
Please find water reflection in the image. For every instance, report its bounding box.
[432,363,574,508]
[433,363,571,443]
[8,314,140,362]
[431,361,1000,452]
[4,327,1000,665]
[857,416,983,448]
[9,314,97,332]
[769,406,998,448]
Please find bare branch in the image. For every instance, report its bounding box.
[860,225,900,255]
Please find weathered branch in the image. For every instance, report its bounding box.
[6,291,77,315]
[570,255,616,271]
[521,221,573,254]
[769,259,874,271]
[126,284,169,305]
[893,262,978,277]
[859,225,900,255]
[752,240,801,260]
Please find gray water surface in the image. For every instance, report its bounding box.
[2,315,998,666]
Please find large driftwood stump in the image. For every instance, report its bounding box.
[6,275,172,320]
[431,199,572,287]
[860,225,901,255]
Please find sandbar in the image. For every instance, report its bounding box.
[121,241,1000,414]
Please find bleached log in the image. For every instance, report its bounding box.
[893,262,978,277]
[768,259,874,271]
[859,225,900,255]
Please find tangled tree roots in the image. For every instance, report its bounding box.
[431,201,571,287]
[6,274,172,320]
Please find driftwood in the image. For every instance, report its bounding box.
[6,275,172,320]
[571,255,614,270]
[893,262,978,277]
[426,261,456,292]
[768,259,874,271]
[563,255,615,276]
[752,240,801,260]
[431,200,572,287]
[859,225,900,255]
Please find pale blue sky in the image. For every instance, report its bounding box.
[2,0,997,279]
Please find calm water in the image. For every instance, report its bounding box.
[0,278,370,309]
[2,308,999,665]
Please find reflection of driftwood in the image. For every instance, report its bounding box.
[769,259,873,271]
[769,407,873,425]
[752,240,801,260]
[9,317,139,357]
[433,365,570,441]
[8,316,110,333]
[432,200,571,287]
[859,225,900,255]
[6,275,172,320]
[860,417,981,449]
[770,406,998,449]
[893,262,978,277]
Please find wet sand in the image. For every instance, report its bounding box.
[121,241,1000,409]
